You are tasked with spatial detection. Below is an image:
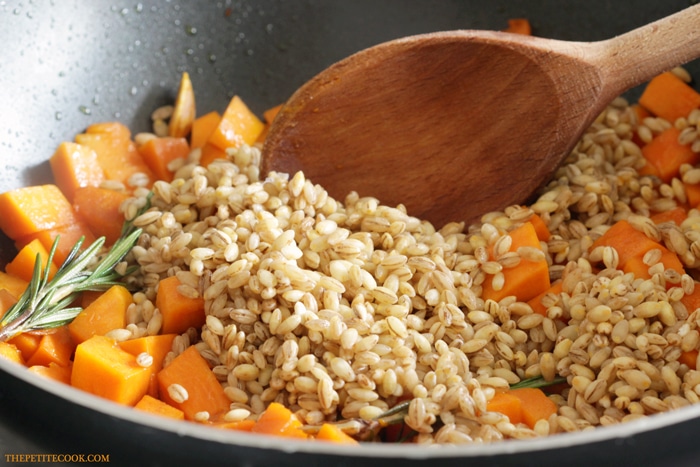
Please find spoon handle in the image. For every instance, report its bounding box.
[594,4,700,96]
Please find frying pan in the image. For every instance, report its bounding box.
[1,1,699,465]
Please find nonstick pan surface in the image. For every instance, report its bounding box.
[1,1,700,466]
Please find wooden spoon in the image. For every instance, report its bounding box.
[262,5,700,227]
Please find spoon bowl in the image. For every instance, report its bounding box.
[262,5,700,226]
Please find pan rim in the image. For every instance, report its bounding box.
[2,355,699,459]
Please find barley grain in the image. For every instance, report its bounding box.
[168,383,189,403]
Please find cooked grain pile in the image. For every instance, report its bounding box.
[118,88,700,444]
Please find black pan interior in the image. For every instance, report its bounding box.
[1,0,697,192]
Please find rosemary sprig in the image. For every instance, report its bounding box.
[0,194,151,342]
[301,399,412,441]
[305,375,568,441]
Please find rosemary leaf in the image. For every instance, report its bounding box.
[509,375,567,390]
[29,307,84,330]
